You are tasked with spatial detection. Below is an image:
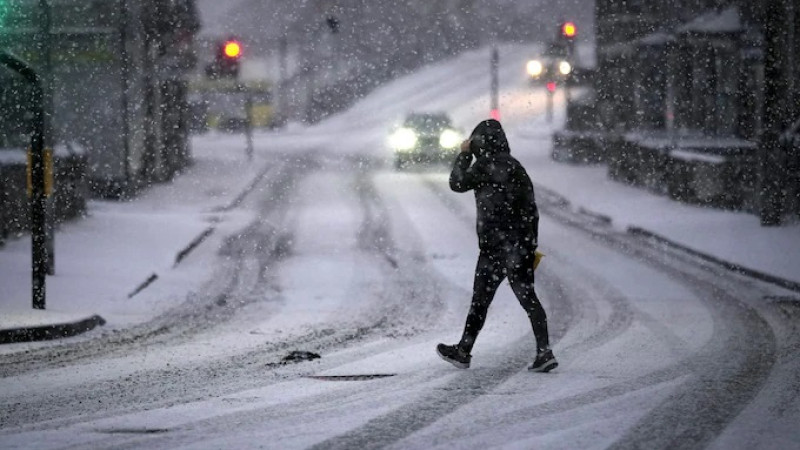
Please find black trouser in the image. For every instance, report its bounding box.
[458,231,550,354]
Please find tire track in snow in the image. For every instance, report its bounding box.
[311,175,778,449]
[0,159,294,378]
[533,182,779,449]
[0,155,462,435]
[603,243,777,449]
[0,157,309,429]
[302,174,582,450]
[98,170,571,448]
[369,179,713,448]
[351,169,448,335]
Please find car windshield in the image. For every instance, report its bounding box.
[404,114,452,132]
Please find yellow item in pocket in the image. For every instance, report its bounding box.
[533,250,545,271]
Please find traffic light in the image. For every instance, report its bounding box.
[558,21,577,59]
[206,38,242,79]
[223,40,242,59]
[561,21,577,39]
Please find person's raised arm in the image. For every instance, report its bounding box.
[450,139,481,192]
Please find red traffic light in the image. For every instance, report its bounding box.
[546,81,557,93]
[223,40,242,59]
[562,22,577,38]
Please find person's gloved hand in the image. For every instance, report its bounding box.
[533,250,545,271]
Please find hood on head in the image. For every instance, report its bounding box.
[469,119,510,157]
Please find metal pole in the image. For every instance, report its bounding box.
[119,0,132,181]
[40,0,55,275]
[760,0,791,225]
[0,53,47,309]
[278,35,287,123]
[31,87,47,309]
[565,79,572,107]
[244,87,253,160]
[306,65,316,123]
[490,45,499,117]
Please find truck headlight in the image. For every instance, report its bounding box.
[559,60,572,75]
[439,129,462,149]
[389,128,418,151]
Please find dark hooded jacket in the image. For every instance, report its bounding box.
[449,119,539,250]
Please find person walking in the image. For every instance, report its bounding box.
[436,119,557,372]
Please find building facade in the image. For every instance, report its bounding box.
[1,0,200,242]
[591,0,799,223]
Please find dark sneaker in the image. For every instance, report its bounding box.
[436,343,471,369]
[528,349,558,373]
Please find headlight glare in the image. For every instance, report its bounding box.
[389,127,418,151]
[527,60,544,77]
[439,129,462,149]
[559,61,572,75]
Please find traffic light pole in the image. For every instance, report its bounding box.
[244,88,254,160]
[562,21,576,128]
[0,52,48,309]
[490,46,499,119]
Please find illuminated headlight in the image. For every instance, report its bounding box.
[558,60,572,75]
[526,60,544,77]
[389,127,418,151]
[439,129,462,149]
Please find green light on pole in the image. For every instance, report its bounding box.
[0,1,10,26]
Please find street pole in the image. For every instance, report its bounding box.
[305,64,316,123]
[760,0,792,225]
[244,87,253,160]
[0,53,47,309]
[490,45,499,119]
[119,0,132,183]
[565,45,573,113]
[39,0,55,275]
[31,86,47,309]
[278,35,287,124]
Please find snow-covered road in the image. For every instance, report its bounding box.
[1,44,799,449]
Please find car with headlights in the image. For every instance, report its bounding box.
[388,112,463,169]
[526,57,572,83]
[525,45,572,84]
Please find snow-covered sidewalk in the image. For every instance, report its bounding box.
[0,132,266,342]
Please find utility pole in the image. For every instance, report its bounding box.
[760,0,793,225]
